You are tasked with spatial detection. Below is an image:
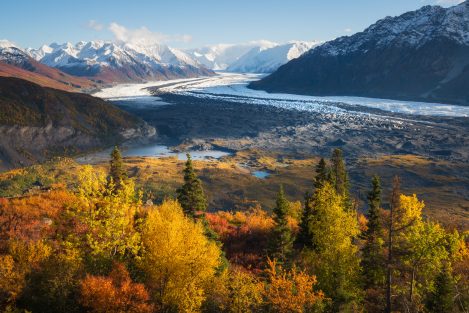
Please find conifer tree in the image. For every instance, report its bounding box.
[109,146,127,192]
[426,266,455,313]
[176,154,207,218]
[366,175,382,234]
[297,158,330,249]
[314,158,329,189]
[295,192,315,249]
[386,175,401,313]
[329,148,350,206]
[270,185,293,262]
[362,175,386,295]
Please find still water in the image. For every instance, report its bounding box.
[123,144,230,160]
[76,143,231,164]
[252,171,270,179]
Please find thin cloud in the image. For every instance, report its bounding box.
[88,20,104,31]
[109,22,192,46]
[435,0,464,5]
[344,28,353,33]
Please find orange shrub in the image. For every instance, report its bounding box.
[0,190,76,248]
[264,258,324,313]
[206,207,275,268]
[80,263,153,313]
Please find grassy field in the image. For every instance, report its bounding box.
[1,150,467,230]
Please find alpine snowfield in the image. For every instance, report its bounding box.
[96,73,469,118]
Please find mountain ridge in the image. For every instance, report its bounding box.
[0,42,98,91]
[250,1,469,105]
[185,40,278,70]
[26,40,214,83]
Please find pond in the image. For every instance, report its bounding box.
[123,144,231,160]
[76,143,231,164]
[252,170,270,179]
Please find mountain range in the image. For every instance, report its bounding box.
[1,38,317,91]
[226,41,320,73]
[250,1,469,105]
[185,41,277,70]
[186,40,318,73]
[25,41,214,83]
[0,40,99,91]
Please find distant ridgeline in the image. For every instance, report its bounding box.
[251,1,469,106]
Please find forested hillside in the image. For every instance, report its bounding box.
[0,148,467,313]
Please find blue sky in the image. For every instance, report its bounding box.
[0,0,464,49]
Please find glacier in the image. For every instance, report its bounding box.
[96,73,469,117]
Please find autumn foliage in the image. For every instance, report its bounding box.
[0,190,75,246]
[0,149,468,312]
[140,199,221,312]
[206,207,274,269]
[80,263,153,313]
[263,258,324,313]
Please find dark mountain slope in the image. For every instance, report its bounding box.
[250,2,469,106]
[0,77,155,170]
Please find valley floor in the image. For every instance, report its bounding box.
[89,73,469,229]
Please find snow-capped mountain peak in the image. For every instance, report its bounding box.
[251,1,469,106]
[285,41,321,59]
[318,0,469,57]
[0,39,17,49]
[25,40,213,82]
[0,40,32,66]
[227,41,321,73]
[185,40,278,70]
[27,40,203,68]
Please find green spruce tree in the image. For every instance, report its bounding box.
[426,266,455,313]
[176,154,207,218]
[295,192,314,249]
[362,175,386,307]
[270,185,293,262]
[297,157,330,249]
[109,146,127,192]
[366,175,382,233]
[330,148,351,208]
[330,149,349,196]
[314,157,329,189]
[386,175,401,313]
